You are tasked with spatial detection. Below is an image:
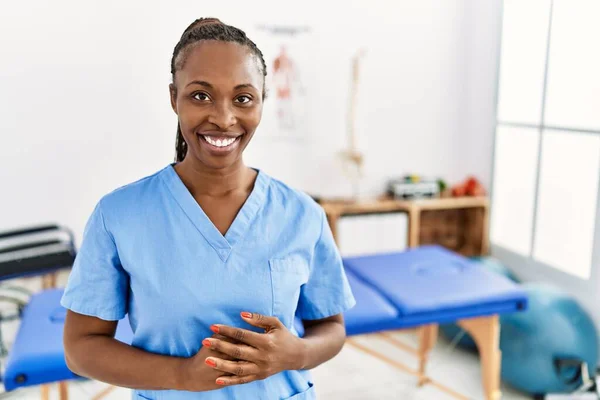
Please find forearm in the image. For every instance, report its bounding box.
[298,317,346,370]
[65,334,188,391]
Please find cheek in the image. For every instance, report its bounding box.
[177,106,206,139]
[243,107,263,131]
[177,103,199,125]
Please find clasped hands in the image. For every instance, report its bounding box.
[181,312,306,391]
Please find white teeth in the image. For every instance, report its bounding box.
[203,136,236,147]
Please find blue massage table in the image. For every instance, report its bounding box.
[0,224,133,400]
[3,289,133,399]
[341,245,528,400]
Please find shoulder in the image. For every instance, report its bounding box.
[264,172,325,223]
[96,165,170,219]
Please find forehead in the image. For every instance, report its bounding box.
[176,40,262,89]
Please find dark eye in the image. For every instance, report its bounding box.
[235,95,252,104]
[192,92,210,102]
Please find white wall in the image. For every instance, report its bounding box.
[0,0,501,244]
[462,0,504,189]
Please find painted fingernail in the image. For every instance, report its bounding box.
[210,325,219,334]
[202,339,211,347]
[216,379,226,385]
[241,312,252,319]
[205,358,216,367]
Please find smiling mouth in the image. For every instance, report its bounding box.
[202,135,238,147]
[197,134,242,152]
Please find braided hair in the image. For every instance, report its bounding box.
[171,18,267,162]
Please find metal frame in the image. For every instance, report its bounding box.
[528,0,554,260]
[346,315,502,400]
[497,121,600,136]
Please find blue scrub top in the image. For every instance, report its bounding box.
[61,164,355,400]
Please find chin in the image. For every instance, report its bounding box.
[194,152,241,170]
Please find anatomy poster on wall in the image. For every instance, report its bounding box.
[250,24,313,140]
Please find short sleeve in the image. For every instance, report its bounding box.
[61,200,129,321]
[297,209,356,320]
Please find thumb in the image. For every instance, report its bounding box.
[240,312,283,331]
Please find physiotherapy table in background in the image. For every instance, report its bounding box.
[320,197,525,400]
[340,246,527,400]
[0,224,133,400]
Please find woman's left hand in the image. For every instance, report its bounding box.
[202,312,306,386]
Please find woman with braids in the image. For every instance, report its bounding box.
[61,17,355,400]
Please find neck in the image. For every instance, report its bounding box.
[175,157,254,197]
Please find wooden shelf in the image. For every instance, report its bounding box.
[321,196,488,214]
[319,196,490,257]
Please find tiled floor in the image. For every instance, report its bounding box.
[0,274,532,400]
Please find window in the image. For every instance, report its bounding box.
[491,126,539,255]
[491,0,600,279]
[496,0,550,125]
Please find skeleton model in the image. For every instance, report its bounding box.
[339,49,366,200]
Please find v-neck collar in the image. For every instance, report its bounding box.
[160,164,270,262]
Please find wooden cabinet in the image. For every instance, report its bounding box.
[319,196,490,257]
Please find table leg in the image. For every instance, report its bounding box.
[41,385,50,400]
[417,324,438,386]
[59,381,69,400]
[408,209,421,248]
[481,205,490,255]
[91,385,118,400]
[42,272,57,289]
[458,315,501,400]
[327,212,340,245]
[346,335,470,400]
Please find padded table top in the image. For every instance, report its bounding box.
[343,246,527,328]
[343,269,400,336]
[4,288,132,390]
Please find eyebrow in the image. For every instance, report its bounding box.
[186,80,258,91]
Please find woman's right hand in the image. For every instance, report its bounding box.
[180,334,246,392]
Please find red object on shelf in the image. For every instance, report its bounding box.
[451,176,486,197]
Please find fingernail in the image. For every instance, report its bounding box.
[241,312,252,319]
[205,358,216,367]
[202,339,211,347]
[210,325,219,334]
[216,379,226,385]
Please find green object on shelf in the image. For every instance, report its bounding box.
[437,179,447,192]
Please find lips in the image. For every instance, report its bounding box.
[197,132,243,154]
[203,135,237,147]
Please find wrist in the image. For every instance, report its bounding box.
[172,357,190,391]
[295,337,310,370]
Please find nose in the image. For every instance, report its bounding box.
[208,101,237,129]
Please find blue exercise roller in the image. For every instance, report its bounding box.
[440,256,520,349]
[500,283,598,395]
[440,257,598,395]
[470,256,521,283]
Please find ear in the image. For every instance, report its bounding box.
[169,83,178,114]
